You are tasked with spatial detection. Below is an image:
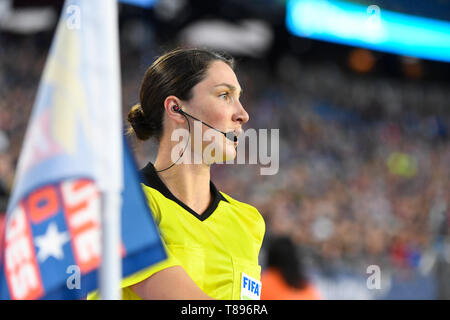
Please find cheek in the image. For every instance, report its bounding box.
[200,97,232,126]
[206,108,232,130]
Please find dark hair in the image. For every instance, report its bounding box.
[128,48,235,141]
[266,236,308,289]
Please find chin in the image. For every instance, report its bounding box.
[222,145,237,163]
[204,147,236,164]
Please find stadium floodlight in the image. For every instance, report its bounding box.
[119,0,158,8]
[286,0,450,63]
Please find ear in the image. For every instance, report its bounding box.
[164,96,185,124]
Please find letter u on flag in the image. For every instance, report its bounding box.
[0,0,166,300]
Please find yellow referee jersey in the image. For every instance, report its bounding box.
[88,162,265,300]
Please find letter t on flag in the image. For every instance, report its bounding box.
[0,0,166,300]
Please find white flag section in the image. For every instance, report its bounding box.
[10,0,122,206]
[0,0,166,300]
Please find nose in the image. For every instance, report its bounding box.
[233,100,249,125]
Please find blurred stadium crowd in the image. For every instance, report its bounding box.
[233,58,450,272]
[212,56,450,298]
[1,3,449,299]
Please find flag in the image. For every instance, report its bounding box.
[0,0,165,300]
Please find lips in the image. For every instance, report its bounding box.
[234,127,243,137]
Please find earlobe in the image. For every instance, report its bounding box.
[164,96,184,119]
[166,102,186,125]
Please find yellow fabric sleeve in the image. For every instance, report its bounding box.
[121,241,181,288]
[86,241,181,300]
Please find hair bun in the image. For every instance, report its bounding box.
[127,103,154,141]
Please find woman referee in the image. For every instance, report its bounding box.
[91,48,265,300]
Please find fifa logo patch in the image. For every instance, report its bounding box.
[240,272,261,300]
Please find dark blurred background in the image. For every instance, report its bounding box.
[0,0,449,299]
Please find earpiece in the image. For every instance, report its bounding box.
[172,105,181,113]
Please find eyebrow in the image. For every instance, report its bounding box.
[214,83,243,96]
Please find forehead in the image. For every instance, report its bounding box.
[200,60,241,90]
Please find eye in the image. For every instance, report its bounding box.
[219,92,229,100]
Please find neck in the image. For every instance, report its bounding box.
[154,145,212,215]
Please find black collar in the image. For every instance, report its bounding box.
[140,162,229,222]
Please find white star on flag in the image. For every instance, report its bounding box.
[35,222,70,263]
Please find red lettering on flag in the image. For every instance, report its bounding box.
[4,204,44,300]
[61,179,101,273]
[28,186,59,224]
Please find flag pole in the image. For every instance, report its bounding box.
[99,0,122,300]
[100,193,122,300]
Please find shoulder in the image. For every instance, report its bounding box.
[219,191,266,242]
[140,183,164,222]
[221,192,261,215]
